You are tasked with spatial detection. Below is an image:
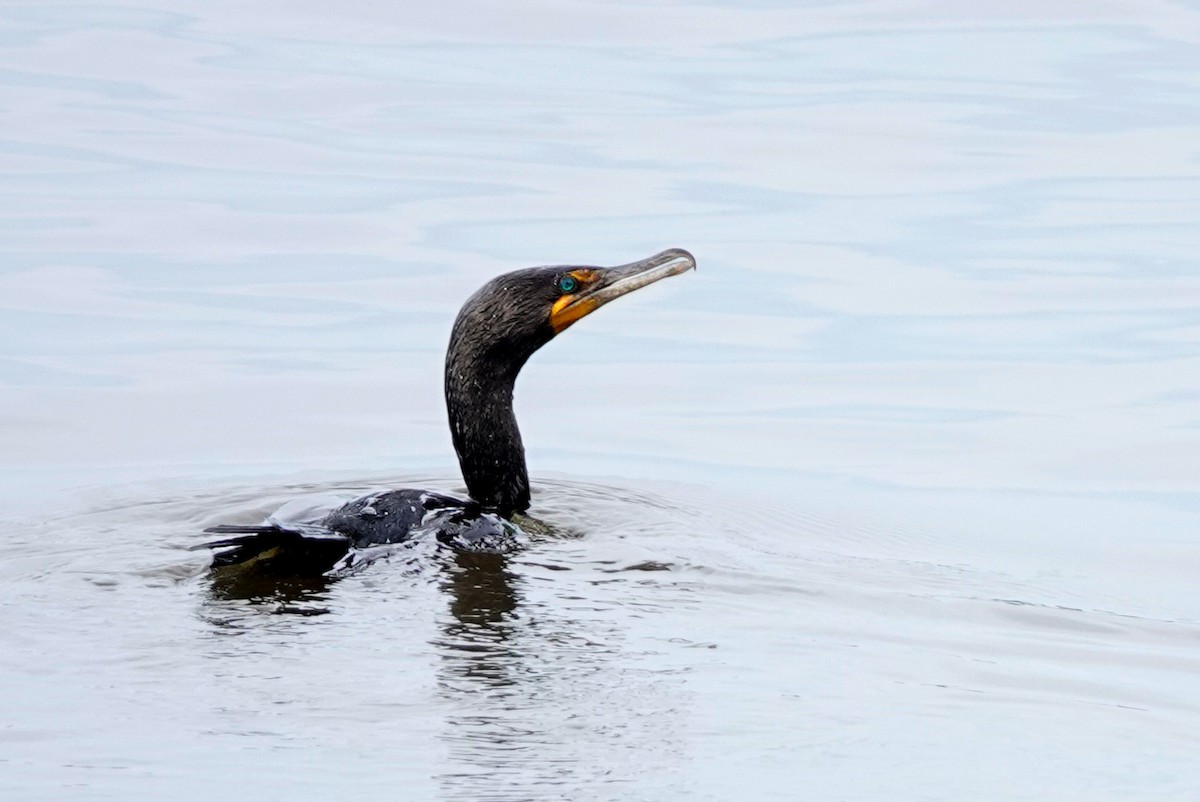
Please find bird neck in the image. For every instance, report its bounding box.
[444,353,530,517]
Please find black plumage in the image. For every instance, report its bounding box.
[200,248,695,577]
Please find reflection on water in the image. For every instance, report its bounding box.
[435,553,528,795]
[439,552,519,636]
[431,535,687,800]
[205,567,337,615]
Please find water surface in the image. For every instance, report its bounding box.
[2,2,1199,799]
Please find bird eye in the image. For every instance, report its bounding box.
[557,275,578,294]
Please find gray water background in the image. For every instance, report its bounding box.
[1,2,1199,799]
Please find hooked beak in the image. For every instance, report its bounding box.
[549,248,696,333]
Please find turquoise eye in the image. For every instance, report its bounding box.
[557,275,578,294]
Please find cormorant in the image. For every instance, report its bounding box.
[201,248,695,575]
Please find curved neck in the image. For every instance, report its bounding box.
[445,348,530,517]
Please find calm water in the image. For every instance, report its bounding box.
[2,2,1199,799]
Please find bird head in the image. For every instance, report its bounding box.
[448,248,696,375]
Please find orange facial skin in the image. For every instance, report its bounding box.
[548,269,601,333]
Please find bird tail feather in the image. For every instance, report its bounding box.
[196,523,349,572]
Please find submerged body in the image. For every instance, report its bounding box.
[203,249,695,574]
[206,489,523,572]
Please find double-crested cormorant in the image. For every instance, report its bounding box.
[202,248,695,573]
